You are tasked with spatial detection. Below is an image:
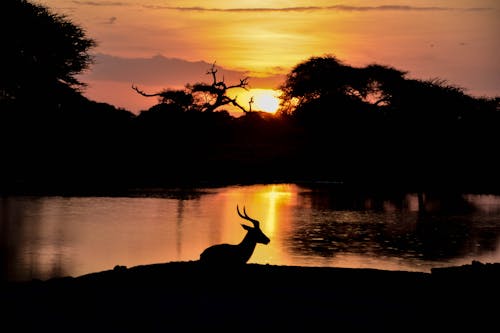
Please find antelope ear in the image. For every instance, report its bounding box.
[241,224,252,231]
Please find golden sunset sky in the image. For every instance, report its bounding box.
[38,0,499,114]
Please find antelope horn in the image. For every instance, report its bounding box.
[237,205,260,227]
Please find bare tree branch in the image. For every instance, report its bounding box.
[131,84,162,97]
[132,62,252,113]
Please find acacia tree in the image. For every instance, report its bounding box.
[277,55,483,125]
[0,0,96,104]
[277,55,408,119]
[132,63,250,113]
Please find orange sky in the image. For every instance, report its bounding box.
[38,0,499,114]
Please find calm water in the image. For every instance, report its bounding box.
[1,183,500,281]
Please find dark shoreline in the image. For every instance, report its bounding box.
[2,260,499,332]
[4,178,500,198]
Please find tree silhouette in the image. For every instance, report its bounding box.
[278,55,409,119]
[0,0,96,105]
[133,63,250,113]
[277,55,490,126]
[275,55,500,191]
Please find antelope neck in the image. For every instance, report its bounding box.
[238,232,257,253]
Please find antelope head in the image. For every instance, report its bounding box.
[236,205,270,245]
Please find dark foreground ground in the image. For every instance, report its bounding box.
[2,261,499,332]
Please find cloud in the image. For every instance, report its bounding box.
[83,53,284,88]
[69,1,492,12]
[142,5,492,13]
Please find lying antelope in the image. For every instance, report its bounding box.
[200,205,270,265]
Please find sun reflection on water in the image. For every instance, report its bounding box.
[262,184,294,237]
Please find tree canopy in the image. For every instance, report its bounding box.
[0,0,96,104]
[277,55,489,127]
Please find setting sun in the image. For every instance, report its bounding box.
[236,88,282,114]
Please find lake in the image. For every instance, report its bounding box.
[1,183,500,281]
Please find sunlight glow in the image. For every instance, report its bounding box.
[235,88,282,114]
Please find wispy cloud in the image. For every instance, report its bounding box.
[72,1,128,6]
[142,5,492,13]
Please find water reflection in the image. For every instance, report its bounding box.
[1,184,500,281]
[289,187,500,271]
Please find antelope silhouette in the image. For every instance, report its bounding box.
[200,205,270,265]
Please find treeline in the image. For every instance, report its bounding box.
[0,86,304,192]
[1,1,499,194]
[1,65,498,194]
[275,56,500,193]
